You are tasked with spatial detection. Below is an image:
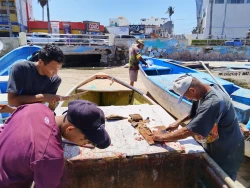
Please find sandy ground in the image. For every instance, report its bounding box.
[57,66,250,188]
[57,67,147,96]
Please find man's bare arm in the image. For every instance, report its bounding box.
[8,92,60,107]
[153,127,195,142]
[0,104,16,113]
[167,114,191,131]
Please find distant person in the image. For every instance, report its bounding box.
[128,39,148,86]
[7,44,64,110]
[153,74,244,181]
[0,100,111,187]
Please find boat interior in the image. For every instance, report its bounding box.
[142,57,250,123]
[60,75,154,107]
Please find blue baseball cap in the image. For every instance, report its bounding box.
[66,100,111,149]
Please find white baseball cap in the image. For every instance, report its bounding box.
[173,74,193,103]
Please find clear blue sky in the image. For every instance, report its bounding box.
[32,0,197,34]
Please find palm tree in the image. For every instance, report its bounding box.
[37,0,51,33]
[37,0,47,21]
[165,6,175,21]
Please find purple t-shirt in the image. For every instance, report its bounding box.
[0,104,64,188]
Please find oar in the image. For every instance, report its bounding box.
[199,61,231,99]
[59,91,88,101]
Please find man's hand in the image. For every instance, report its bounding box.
[0,104,16,113]
[166,122,179,132]
[41,94,61,103]
[143,62,148,67]
[152,129,169,142]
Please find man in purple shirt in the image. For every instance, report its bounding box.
[0,100,111,188]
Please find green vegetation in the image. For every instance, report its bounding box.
[165,6,175,21]
[192,40,226,46]
[224,78,250,89]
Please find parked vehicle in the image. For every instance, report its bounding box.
[92,39,109,46]
[115,35,136,39]
[26,32,66,45]
[224,38,242,46]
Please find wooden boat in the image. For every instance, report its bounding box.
[55,72,238,187]
[139,57,250,157]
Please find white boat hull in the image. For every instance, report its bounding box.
[139,68,191,120]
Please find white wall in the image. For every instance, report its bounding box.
[140,17,165,26]
[109,17,130,27]
[203,1,250,39]
[106,26,129,35]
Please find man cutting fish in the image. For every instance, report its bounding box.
[153,74,244,181]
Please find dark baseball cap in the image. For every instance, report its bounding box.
[66,100,111,149]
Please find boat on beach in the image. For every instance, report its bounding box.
[55,72,238,187]
[139,57,250,158]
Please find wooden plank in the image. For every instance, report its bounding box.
[56,105,205,161]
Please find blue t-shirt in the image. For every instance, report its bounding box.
[7,61,61,95]
[187,85,244,176]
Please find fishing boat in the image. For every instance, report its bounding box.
[0,45,41,123]
[140,57,250,157]
[55,72,237,187]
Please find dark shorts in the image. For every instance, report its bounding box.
[129,69,139,82]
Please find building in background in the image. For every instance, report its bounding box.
[199,0,250,39]
[28,21,104,34]
[106,26,129,36]
[140,16,166,26]
[109,16,130,27]
[0,0,104,36]
[160,21,174,37]
[0,0,33,37]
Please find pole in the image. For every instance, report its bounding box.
[199,61,231,99]
[19,0,24,32]
[47,1,51,33]
[208,0,213,39]
[221,0,228,37]
[6,0,12,37]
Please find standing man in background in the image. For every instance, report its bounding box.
[128,39,148,86]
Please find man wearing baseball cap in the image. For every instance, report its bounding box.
[0,100,111,187]
[153,74,244,181]
[128,39,148,86]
